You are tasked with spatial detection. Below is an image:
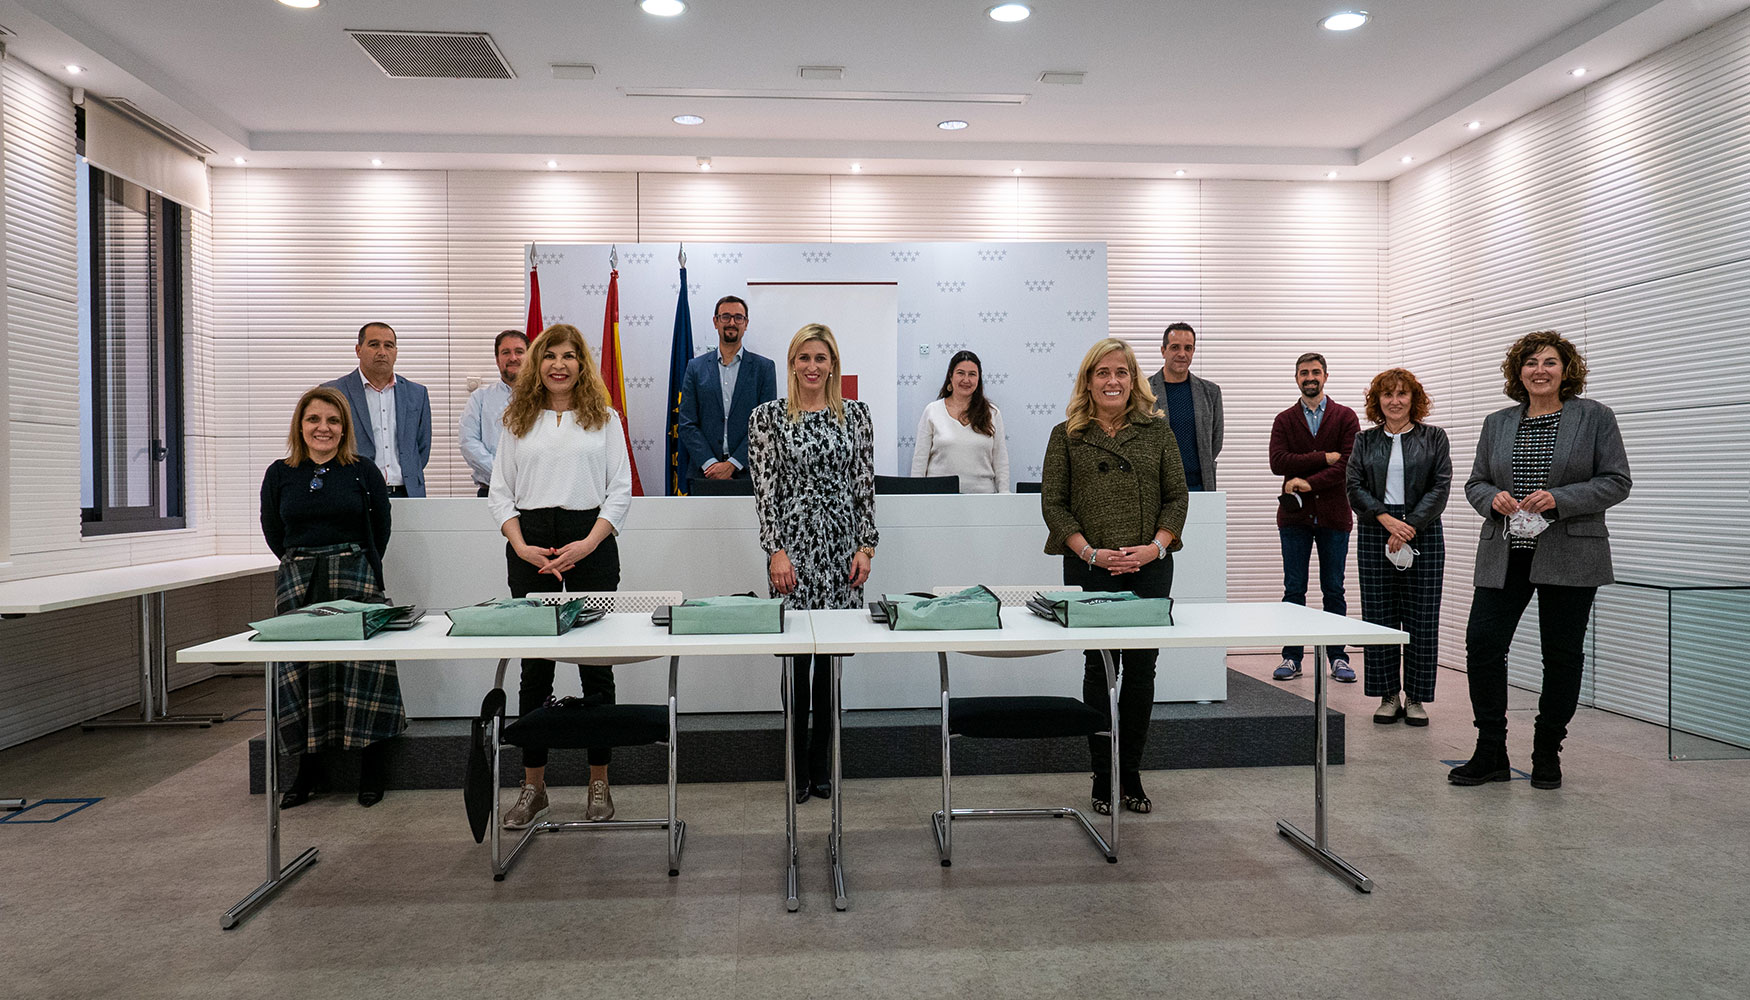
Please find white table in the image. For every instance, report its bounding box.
[176,612,816,928]
[809,603,1408,901]
[0,555,278,734]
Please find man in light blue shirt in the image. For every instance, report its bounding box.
[459,330,527,496]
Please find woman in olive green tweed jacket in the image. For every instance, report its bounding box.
[1042,337,1189,815]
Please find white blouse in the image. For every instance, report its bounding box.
[487,409,634,530]
[910,398,1010,494]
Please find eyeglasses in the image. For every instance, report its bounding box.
[309,467,330,492]
[714,313,747,323]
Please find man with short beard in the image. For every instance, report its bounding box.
[460,330,527,496]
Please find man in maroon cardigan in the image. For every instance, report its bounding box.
[1268,352,1359,682]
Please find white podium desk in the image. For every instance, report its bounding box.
[384,492,1227,717]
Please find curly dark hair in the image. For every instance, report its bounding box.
[1363,368,1432,425]
[1501,330,1587,403]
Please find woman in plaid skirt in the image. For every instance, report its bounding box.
[1345,369,1451,727]
[260,386,403,808]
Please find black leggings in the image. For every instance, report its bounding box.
[1464,549,1596,748]
[1063,553,1174,779]
[506,507,620,768]
[789,655,836,786]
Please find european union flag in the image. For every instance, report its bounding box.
[665,264,695,495]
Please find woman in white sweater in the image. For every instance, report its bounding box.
[488,323,633,831]
[911,350,1010,493]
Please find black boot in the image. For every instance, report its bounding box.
[280,753,323,809]
[357,741,391,807]
[1447,741,1512,786]
[1530,727,1564,790]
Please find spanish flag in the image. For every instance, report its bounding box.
[599,268,644,496]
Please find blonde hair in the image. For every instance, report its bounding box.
[285,386,360,467]
[784,323,845,423]
[1065,338,1157,438]
[502,324,613,436]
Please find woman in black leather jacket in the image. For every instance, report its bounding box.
[1346,369,1451,727]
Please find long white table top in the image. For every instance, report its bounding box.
[176,610,817,663]
[811,604,1406,654]
[0,554,279,615]
[177,602,1401,666]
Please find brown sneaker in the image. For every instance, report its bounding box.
[503,783,550,830]
[585,778,615,822]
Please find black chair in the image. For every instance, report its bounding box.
[685,477,755,496]
[479,590,687,880]
[925,585,1117,866]
[1015,481,1042,494]
[874,475,959,495]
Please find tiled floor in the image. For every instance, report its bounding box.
[3,657,1747,1000]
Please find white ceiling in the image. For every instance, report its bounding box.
[2,0,1746,179]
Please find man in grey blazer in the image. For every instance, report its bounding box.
[324,322,432,497]
[1146,322,1224,491]
[1450,331,1631,791]
[677,295,778,492]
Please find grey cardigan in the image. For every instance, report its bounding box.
[1145,369,1224,490]
[1465,396,1632,589]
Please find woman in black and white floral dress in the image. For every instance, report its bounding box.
[748,323,878,803]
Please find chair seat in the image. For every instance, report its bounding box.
[948,696,1107,739]
[503,703,668,750]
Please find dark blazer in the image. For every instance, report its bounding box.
[1269,399,1360,531]
[323,371,432,497]
[1041,415,1189,556]
[1465,396,1631,589]
[1346,423,1452,530]
[1146,369,1224,490]
[677,348,778,486]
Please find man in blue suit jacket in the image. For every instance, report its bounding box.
[324,322,433,497]
[677,296,778,491]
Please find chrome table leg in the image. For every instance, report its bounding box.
[1276,645,1373,892]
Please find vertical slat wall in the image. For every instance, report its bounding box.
[1388,7,1750,730]
[210,170,1386,612]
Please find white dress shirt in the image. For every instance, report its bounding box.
[359,370,401,487]
[488,409,633,531]
[910,398,1010,494]
[459,380,513,486]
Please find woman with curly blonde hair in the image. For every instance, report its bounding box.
[1042,338,1189,814]
[488,324,634,829]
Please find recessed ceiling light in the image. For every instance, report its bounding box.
[1174,169,1187,177]
[277,0,321,8]
[65,64,85,74]
[672,114,704,126]
[1319,10,1369,31]
[938,120,969,131]
[697,156,711,170]
[370,158,383,167]
[1569,66,1587,77]
[1400,155,1414,164]
[850,162,861,173]
[988,3,1031,22]
[1012,167,1023,175]
[1324,171,1339,179]
[1465,120,1483,130]
[546,160,558,169]
[233,156,247,165]
[640,0,686,16]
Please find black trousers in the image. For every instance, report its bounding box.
[1063,553,1173,779]
[506,507,621,768]
[789,654,836,785]
[1463,549,1596,747]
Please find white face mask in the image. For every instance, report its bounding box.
[1507,508,1551,540]
[1386,543,1419,571]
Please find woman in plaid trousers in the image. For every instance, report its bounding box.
[1346,369,1451,726]
[260,386,403,808]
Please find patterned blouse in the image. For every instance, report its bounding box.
[1509,409,1563,550]
[748,399,879,611]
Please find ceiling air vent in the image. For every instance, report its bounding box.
[347,30,515,79]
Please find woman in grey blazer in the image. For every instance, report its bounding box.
[1449,331,1630,791]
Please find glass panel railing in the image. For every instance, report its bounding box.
[1669,586,1750,761]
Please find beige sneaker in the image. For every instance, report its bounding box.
[503,783,549,830]
[585,779,615,822]
[1373,692,1403,724]
[1404,700,1429,727]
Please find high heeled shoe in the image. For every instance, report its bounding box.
[279,753,323,810]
